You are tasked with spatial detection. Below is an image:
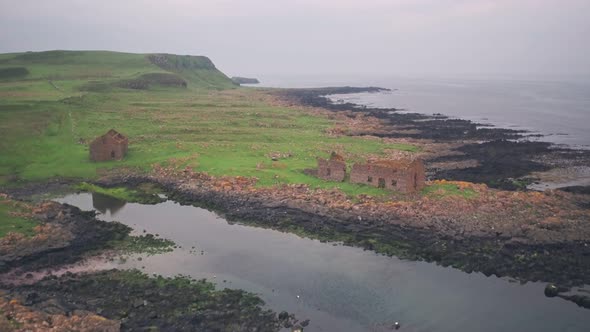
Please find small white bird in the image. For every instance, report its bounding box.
[296,295,300,299]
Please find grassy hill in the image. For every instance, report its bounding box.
[0,50,235,91]
[0,50,418,197]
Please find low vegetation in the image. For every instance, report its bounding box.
[422,180,478,199]
[0,67,29,80]
[0,196,37,238]
[76,182,165,204]
[0,50,420,198]
[109,233,175,256]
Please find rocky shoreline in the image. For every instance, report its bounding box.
[4,270,295,332]
[1,85,590,330]
[0,200,129,275]
[1,172,588,330]
[274,87,590,191]
[0,195,302,331]
[8,171,590,291]
[98,174,589,290]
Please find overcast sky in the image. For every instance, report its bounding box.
[1,0,589,79]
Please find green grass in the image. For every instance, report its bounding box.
[422,183,478,199]
[76,182,164,204]
[0,50,421,198]
[0,197,38,238]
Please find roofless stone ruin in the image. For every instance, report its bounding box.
[89,129,128,162]
[317,152,426,193]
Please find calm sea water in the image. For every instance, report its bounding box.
[254,75,590,148]
[57,193,590,332]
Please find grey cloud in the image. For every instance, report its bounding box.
[0,0,589,78]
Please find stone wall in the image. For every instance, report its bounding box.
[413,159,426,191]
[317,158,346,182]
[90,132,128,162]
[350,159,425,193]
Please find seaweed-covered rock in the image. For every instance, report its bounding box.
[544,284,559,297]
[5,270,289,331]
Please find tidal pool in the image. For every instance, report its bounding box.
[57,193,590,332]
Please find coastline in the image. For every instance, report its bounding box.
[274,87,590,191]
[1,85,590,330]
[97,173,590,287]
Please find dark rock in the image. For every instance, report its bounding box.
[38,299,68,315]
[133,299,145,308]
[7,270,285,331]
[544,284,559,297]
[278,311,289,321]
[274,87,590,190]
[231,77,260,85]
[24,292,39,306]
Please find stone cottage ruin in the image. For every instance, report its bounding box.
[350,159,425,193]
[317,152,347,182]
[89,129,128,162]
[316,152,426,193]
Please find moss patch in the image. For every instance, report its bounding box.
[109,233,175,256]
[76,182,164,204]
[0,197,37,238]
[422,182,478,199]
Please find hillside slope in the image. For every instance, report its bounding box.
[0,50,235,92]
[0,50,418,197]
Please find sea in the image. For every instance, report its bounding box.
[253,75,590,149]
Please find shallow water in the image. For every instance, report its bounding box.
[256,75,590,149]
[57,193,590,332]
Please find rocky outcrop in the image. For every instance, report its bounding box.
[0,296,120,332]
[0,201,130,274]
[231,76,260,85]
[147,54,216,71]
[114,73,187,90]
[5,270,293,332]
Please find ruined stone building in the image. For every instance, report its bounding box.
[89,129,128,162]
[317,152,347,182]
[350,159,426,193]
[316,152,426,193]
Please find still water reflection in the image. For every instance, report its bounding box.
[91,192,126,216]
[57,194,590,332]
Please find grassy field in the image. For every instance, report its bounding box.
[0,50,420,199]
